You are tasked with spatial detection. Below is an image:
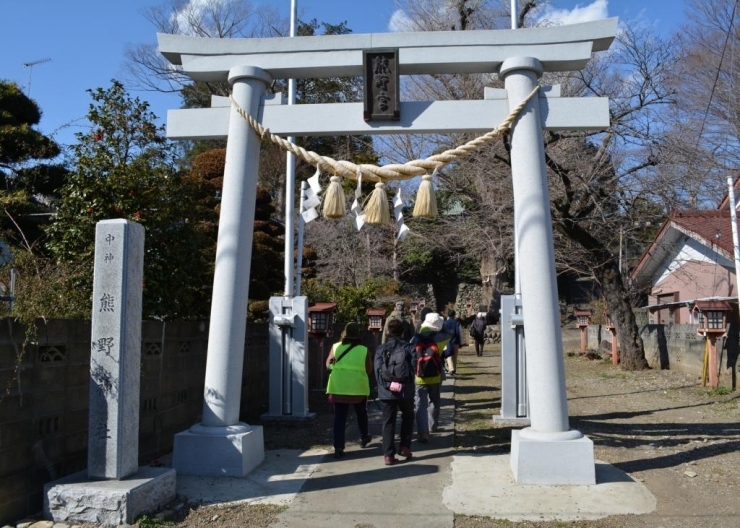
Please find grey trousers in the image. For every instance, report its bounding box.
[414,382,441,434]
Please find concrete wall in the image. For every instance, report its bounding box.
[586,323,737,380]
[0,317,371,524]
[649,261,736,324]
[0,318,269,525]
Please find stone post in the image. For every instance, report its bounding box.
[88,219,145,480]
[500,57,595,484]
[46,219,176,526]
[172,65,270,476]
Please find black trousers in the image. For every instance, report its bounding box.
[379,398,414,457]
[474,337,485,356]
[333,400,368,452]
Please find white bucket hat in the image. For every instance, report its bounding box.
[422,312,444,332]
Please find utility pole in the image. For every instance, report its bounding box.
[22,58,51,96]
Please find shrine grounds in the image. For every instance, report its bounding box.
[157,327,740,528]
[13,328,740,527]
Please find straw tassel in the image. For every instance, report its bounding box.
[363,181,391,224]
[413,173,438,218]
[322,175,347,219]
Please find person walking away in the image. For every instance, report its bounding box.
[410,312,449,443]
[471,312,487,357]
[326,322,373,459]
[382,300,415,343]
[442,309,463,374]
[374,319,416,465]
[415,305,433,333]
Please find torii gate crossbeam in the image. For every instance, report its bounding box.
[162,19,617,485]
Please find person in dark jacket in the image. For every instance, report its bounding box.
[415,305,433,333]
[470,312,488,357]
[442,309,463,374]
[374,319,416,465]
[381,300,415,343]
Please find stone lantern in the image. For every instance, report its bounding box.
[574,309,591,353]
[603,310,618,365]
[308,302,337,388]
[366,308,385,350]
[692,300,731,388]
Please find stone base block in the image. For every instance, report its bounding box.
[44,466,176,527]
[173,422,264,477]
[260,411,316,422]
[511,428,595,485]
[493,415,531,428]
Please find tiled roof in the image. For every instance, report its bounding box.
[630,209,736,287]
[670,210,734,254]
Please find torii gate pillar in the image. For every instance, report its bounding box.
[171,66,271,476]
[502,57,594,484]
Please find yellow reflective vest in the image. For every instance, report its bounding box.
[326,343,370,396]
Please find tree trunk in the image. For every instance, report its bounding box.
[557,221,649,370]
[432,279,459,313]
[595,261,650,370]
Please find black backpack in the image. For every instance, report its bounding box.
[381,340,410,382]
[414,336,442,379]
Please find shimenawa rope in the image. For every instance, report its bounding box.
[229,85,540,222]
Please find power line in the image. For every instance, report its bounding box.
[696,1,738,142]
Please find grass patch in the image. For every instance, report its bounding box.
[135,515,174,527]
[705,386,733,397]
[595,370,627,380]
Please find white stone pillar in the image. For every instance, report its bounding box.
[500,57,595,484]
[203,65,272,427]
[172,65,269,476]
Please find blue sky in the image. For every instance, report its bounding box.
[1,0,685,150]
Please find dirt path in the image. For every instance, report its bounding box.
[454,341,740,528]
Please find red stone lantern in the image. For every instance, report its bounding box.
[366,308,385,350]
[308,302,337,339]
[574,309,591,353]
[308,302,337,388]
[692,300,731,388]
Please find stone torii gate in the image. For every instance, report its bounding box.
[159,18,617,484]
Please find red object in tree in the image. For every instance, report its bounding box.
[93,129,104,142]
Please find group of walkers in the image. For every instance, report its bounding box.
[326,301,485,466]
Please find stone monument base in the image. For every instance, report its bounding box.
[511,428,595,485]
[260,411,316,422]
[493,415,531,428]
[173,422,264,477]
[44,466,176,526]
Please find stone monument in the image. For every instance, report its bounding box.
[45,220,176,526]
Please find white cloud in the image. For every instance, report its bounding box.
[388,9,414,32]
[539,0,609,26]
[172,0,219,36]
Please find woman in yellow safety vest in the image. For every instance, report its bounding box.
[326,322,373,459]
